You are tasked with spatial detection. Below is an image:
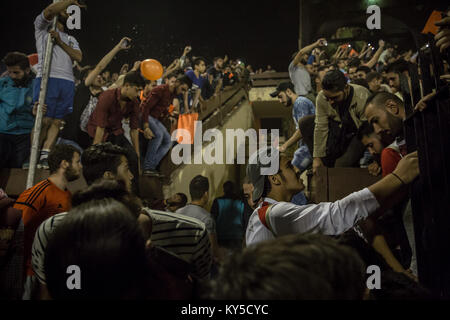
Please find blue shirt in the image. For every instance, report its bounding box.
[211,197,245,241]
[293,96,315,156]
[0,76,35,135]
[185,70,207,90]
[292,96,315,130]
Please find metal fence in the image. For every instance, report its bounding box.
[404,33,450,298]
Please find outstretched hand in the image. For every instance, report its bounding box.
[117,37,132,50]
[316,38,327,47]
[435,16,450,53]
[131,61,141,72]
[393,151,419,185]
[183,46,192,56]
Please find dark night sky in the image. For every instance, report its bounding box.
[0,0,300,72]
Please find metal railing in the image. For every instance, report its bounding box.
[404,33,450,298]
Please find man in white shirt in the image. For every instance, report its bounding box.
[245,147,419,246]
[29,0,84,170]
[289,38,327,96]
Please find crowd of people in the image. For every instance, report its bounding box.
[1,0,449,300]
[0,0,250,182]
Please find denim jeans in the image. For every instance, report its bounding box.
[292,144,312,173]
[144,116,172,170]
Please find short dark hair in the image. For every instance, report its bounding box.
[48,144,79,174]
[352,78,370,90]
[357,121,375,141]
[366,92,404,109]
[164,71,182,81]
[208,233,366,300]
[366,71,382,83]
[193,57,206,67]
[322,70,348,92]
[213,57,223,63]
[386,60,409,74]
[45,198,147,299]
[72,179,143,219]
[177,75,193,89]
[123,71,146,88]
[81,143,128,185]
[317,65,330,73]
[223,181,236,198]
[176,193,188,207]
[189,175,209,201]
[348,57,361,68]
[356,66,371,74]
[2,52,30,70]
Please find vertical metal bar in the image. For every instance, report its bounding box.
[26,0,59,189]
[298,0,303,50]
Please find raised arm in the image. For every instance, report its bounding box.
[178,46,192,70]
[364,40,385,69]
[44,0,85,21]
[292,38,326,66]
[162,59,181,79]
[85,37,131,87]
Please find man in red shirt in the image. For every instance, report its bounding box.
[365,92,417,276]
[87,71,145,192]
[140,74,192,177]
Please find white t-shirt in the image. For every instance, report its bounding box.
[288,61,312,96]
[34,12,80,82]
[245,188,380,247]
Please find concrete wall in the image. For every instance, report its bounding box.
[163,100,254,208]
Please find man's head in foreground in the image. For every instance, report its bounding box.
[208,233,366,300]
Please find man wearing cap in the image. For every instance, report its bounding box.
[272,82,315,173]
[245,147,419,246]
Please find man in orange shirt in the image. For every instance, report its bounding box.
[14,144,82,299]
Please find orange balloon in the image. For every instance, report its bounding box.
[140,59,164,81]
